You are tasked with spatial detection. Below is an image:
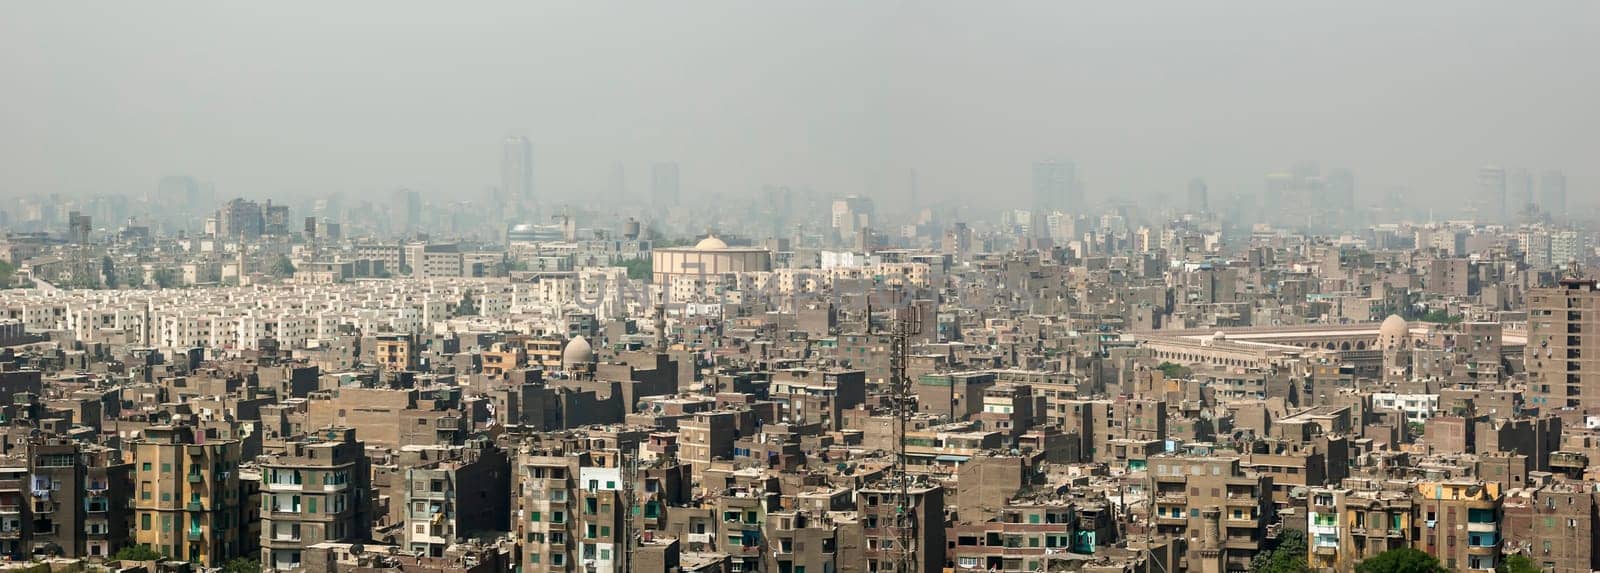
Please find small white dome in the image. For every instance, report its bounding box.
[1212,331,1228,341]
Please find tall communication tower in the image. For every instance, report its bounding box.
[889,306,921,573]
[620,448,638,573]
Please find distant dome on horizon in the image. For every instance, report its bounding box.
[694,236,729,250]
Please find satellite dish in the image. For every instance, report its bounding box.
[349,544,365,555]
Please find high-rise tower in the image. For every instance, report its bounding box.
[1476,165,1508,222]
[1540,170,1568,215]
[501,134,534,202]
[651,162,680,208]
[1032,159,1081,215]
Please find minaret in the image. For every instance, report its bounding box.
[653,292,667,353]
[1197,506,1224,573]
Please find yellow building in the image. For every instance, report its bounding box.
[128,426,247,566]
[1307,487,1414,572]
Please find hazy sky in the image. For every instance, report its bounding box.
[2,1,1596,206]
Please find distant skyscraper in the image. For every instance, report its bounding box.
[501,134,533,201]
[1032,159,1081,214]
[651,162,679,207]
[153,175,201,209]
[1327,168,1355,211]
[1540,170,1567,215]
[392,188,421,234]
[1186,178,1209,213]
[610,161,628,201]
[1476,166,1507,222]
[1509,167,1534,216]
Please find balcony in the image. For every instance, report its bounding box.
[187,529,204,541]
[0,530,18,539]
[188,474,204,484]
[187,501,205,512]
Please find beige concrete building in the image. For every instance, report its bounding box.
[1527,278,1599,410]
[651,236,772,286]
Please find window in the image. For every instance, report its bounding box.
[142,514,151,530]
[530,511,541,523]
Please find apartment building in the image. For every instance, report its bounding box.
[1413,481,1501,571]
[1502,482,1598,573]
[1306,487,1413,572]
[401,440,511,558]
[260,428,372,571]
[1526,279,1599,410]
[516,448,583,573]
[1146,454,1272,572]
[23,439,134,559]
[128,426,248,566]
[856,482,945,573]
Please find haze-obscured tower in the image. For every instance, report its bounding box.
[1509,167,1535,216]
[651,162,680,208]
[502,134,534,201]
[1477,165,1507,222]
[1032,159,1081,215]
[1186,178,1209,213]
[1327,167,1355,211]
[1540,170,1567,215]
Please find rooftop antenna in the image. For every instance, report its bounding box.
[890,305,922,573]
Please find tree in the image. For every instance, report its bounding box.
[1354,548,1444,573]
[1251,529,1308,573]
[620,258,652,281]
[153,269,179,289]
[221,557,262,573]
[454,291,479,317]
[101,256,118,289]
[1498,554,1540,573]
[1419,309,1461,324]
[269,255,297,278]
[1156,361,1191,379]
[112,544,165,561]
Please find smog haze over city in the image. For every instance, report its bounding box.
[3,2,1597,208]
[1,4,1599,573]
